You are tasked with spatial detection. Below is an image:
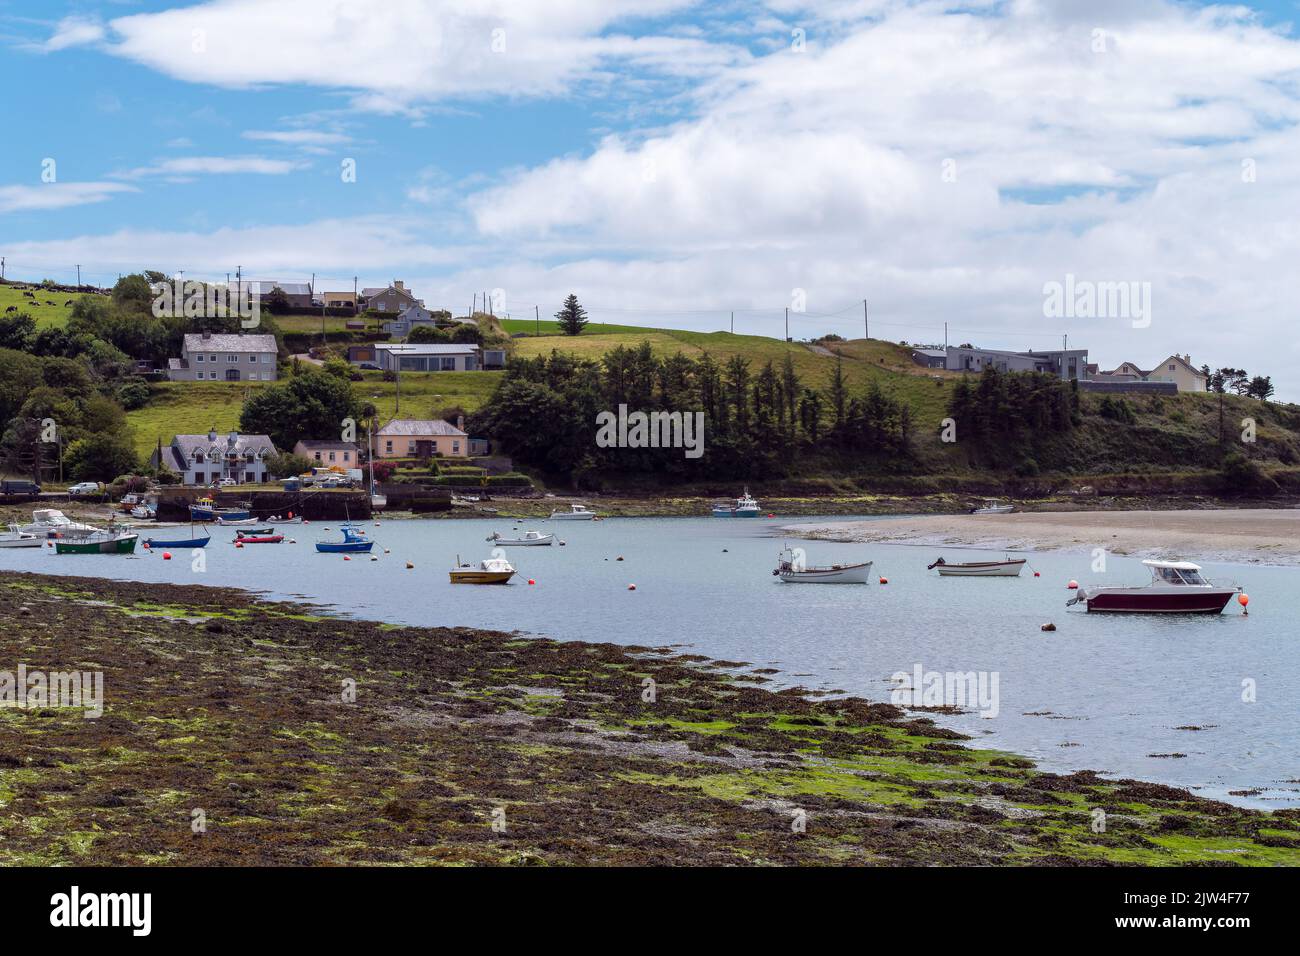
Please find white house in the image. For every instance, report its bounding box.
[168,332,279,382]
[152,429,277,485]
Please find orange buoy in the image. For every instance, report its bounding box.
[343,556,351,561]
[142,542,150,549]
[235,542,243,549]
[1067,580,1079,589]
[879,577,888,585]
[767,512,775,518]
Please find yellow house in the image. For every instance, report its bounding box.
[1099,354,1207,392]
[376,418,469,459]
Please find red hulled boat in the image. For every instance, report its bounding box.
[1068,560,1238,614]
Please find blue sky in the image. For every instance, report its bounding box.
[3,0,1300,392]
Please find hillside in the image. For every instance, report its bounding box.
[0,282,102,329]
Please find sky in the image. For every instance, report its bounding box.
[2,0,1300,394]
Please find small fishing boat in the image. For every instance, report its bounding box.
[0,525,42,548]
[190,497,251,522]
[130,503,157,520]
[712,488,761,517]
[266,515,303,525]
[928,556,1026,577]
[144,533,211,548]
[315,523,373,553]
[1068,560,1239,614]
[234,532,284,544]
[549,504,596,521]
[971,499,1015,515]
[54,528,138,554]
[214,515,262,526]
[487,530,554,546]
[19,509,100,538]
[449,555,516,584]
[773,547,872,583]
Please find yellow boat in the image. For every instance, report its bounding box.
[449,555,516,585]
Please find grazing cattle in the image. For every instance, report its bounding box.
[63,300,73,306]
[22,291,34,298]
[45,300,55,305]
[4,306,16,313]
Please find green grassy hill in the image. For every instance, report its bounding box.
[0,283,102,329]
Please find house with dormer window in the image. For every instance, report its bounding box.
[151,429,278,485]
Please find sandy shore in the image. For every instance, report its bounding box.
[787,508,1300,566]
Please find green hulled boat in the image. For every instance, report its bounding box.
[54,531,138,555]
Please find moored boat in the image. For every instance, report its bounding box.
[928,556,1026,577]
[487,530,554,546]
[449,555,516,584]
[19,509,100,538]
[54,529,138,554]
[315,523,373,553]
[773,547,872,583]
[190,497,251,522]
[971,498,1015,515]
[234,532,284,544]
[712,488,760,517]
[0,525,42,548]
[1068,560,1239,614]
[143,531,211,549]
[549,504,596,521]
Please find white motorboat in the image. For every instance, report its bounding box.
[774,547,873,583]
[0,525,42,548]
[928,556,1026,577]
[971,499,1014,515]
[549,504,596,520]
[487,530,555,546]
[18,509,100,538]
[1068,560,1240,614]
[713,488,761,517]
[215,516,262,526]
[449,555,517,584]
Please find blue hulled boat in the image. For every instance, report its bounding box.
[144,532,211,549]
[315,523,374,554]
[189,497,251,522]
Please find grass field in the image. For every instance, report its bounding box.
[512,328,955,425]
[0,283,102,330]
[125,372,503,459]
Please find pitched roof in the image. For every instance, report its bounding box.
[377,419,466,438]
[161,432,277,469]
[183,333,277,353]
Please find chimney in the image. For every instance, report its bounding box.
[208,426,217,442]
[456,415,465,433]
[394,280,404,291]
[201,331,211,340]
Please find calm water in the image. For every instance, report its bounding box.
[5,514,1297,807]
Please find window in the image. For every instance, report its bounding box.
[385,440,392,453]
[452,441,460,453]
[329,452,336,462]
[196,354,205,362]
[229,354,238,362]
[1169,364,1176,371]
[249,354,256,362]
[314,453,322,462]
[441,357,456,370]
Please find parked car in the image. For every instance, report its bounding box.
[68,482,100,496]
[216,478,238,488]
[0,481,42,496]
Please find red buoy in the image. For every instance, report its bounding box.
[162,552,172,560]
[1067,580,1079,590]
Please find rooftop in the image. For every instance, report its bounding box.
[183,333,277,353]
[377,419,467,438]
[374,343,478,355]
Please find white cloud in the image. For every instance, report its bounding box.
[39,16,106,52]
[243,129,351,147]
[116,156,304,179]
[89,0,725,110]
[0,182,136,214]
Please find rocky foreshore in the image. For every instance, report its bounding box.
[2,572,1298,865]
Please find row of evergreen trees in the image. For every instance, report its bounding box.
[468,342,914,483]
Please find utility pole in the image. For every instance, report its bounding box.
[236,265,241,302]
[944,322,948,349]
[535,304,539,336]
[2,256,6,280]
[785,307,789,342]
[864,299,868,340]
[76,264,81,287]
[472,293,477,316]
[730,311,734,334]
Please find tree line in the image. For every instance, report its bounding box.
[468,342,913,484]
